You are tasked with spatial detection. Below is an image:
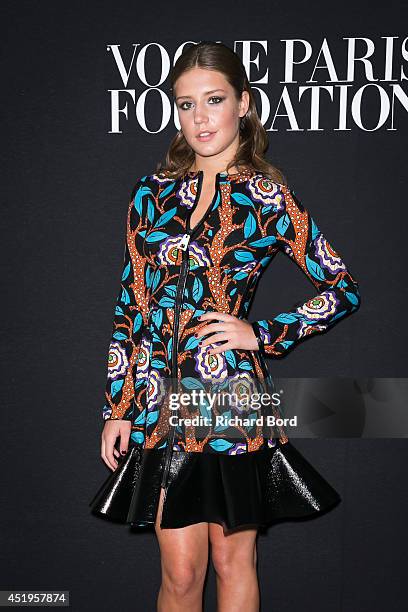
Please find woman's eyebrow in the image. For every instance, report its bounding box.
[175,88,227,101]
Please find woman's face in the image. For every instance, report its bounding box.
[174,67,249,166]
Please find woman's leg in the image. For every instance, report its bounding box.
[209,522,259,612]
[155,486,209,612]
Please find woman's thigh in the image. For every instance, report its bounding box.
[155,486,209,578]
[209,522,258,574]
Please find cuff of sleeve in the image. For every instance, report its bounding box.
[103,403,134,421]
[250,319,287,356]
[250,321,266,352]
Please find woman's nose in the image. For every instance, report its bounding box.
[194,107,209,124]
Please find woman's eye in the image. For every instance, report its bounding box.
[178,96,225,111]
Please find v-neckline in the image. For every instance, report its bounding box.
[184,168,257,235]
[187,171,219,234]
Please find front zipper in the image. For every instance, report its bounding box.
[160,171,222,490]
[160,247,190,488]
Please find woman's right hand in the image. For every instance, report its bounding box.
[101,419,132,471]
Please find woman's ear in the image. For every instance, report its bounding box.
[239,90,250,117]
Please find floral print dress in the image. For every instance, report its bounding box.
[90,168,361,530]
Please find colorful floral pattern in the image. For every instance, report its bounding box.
[101,171,361,453]
[250,187,361,356]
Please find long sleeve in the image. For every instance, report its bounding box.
[102,179,149,420]
[250,184,361,357]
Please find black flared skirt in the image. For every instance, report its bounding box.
[89,440,341,532]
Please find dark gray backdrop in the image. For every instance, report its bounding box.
[1,0,407,610]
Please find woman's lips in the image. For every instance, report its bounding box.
[196,131,217,142]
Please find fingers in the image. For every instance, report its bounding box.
[199,331,234,355]
[198,312,235,324]
[197,322,233,338]
[199,331,231,348]
[198,319,259,354]
[197,315,238,335]
[119,428,130,457]
[101,434,118,472]
[207,340,235,355]
[100,421,131,472]
[196,313,257,354]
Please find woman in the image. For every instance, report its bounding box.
[90,41,361,610]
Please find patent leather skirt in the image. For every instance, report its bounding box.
[89,440,341,532]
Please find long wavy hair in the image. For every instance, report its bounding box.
[156,41,287,185]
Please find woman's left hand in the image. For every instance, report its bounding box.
[196,312,258,354]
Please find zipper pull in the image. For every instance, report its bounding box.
[178,233,191,251]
